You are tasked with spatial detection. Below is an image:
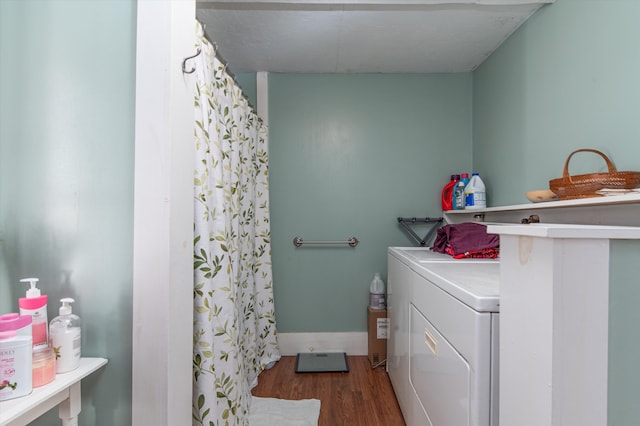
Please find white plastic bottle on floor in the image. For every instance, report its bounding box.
[464,172,487,209]
[369,273,385,310]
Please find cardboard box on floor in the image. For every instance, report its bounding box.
[367,307,388,367]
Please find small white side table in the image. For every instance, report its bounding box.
[487,223,640,426]
[0,357,108,426]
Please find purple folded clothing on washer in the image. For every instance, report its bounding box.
[431,222,500,255]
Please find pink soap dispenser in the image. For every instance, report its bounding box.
[18,278,49,348]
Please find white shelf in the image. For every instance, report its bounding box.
[443,193,640,227]
[487,223,640,239]
[0,357,107,426]
[445,192,640,214]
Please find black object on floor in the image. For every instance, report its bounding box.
[295,352,349,373]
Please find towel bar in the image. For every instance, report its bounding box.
[293,236,359,248]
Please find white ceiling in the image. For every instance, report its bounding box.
[196,0,553,73]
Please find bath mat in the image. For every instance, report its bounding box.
[295,352,349,373]
[249,396,320,426]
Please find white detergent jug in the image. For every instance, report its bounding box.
[464,172,487,209]
[369,273,385,310]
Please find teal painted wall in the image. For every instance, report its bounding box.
[610,241,640,425]
[268,73,472,332]
[235,73,258,109]
[473,0,640,207]
[0,1,136,424]
[2,0,636,422]
[473,1,640,424]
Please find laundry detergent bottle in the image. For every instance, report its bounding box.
[464,172,487,209]
[441,174,459,211]
[49,298,81,373]
[460,172,470,188]
[453,179,466,210]
[18,278,48,348]
[369,273,386,310]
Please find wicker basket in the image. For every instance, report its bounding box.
[549,149,640,200]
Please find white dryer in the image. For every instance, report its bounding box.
[387,247,500,426]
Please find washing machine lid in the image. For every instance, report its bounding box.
[390,246,499,263]
[413,261,500,312]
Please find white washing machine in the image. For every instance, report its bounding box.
[387,247,500,426]
[391,246,499,265]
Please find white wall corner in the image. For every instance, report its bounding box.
[133,1,195,425]
[256,71,268,125]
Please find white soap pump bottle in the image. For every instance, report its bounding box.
[18,277,48,347]
[49,298,81,373]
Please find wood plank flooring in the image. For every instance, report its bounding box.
[251,356,405,426]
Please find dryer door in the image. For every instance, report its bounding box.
[410,303,470,426]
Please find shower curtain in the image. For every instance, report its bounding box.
[192,21,280,425]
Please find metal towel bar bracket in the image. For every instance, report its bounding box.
[293,236,359,248]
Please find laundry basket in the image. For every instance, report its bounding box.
[549,148,640,200]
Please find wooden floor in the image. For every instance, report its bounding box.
[252,356,405,426]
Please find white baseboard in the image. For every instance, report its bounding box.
[277,332,368,356]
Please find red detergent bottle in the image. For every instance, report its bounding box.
[441,174,460,211]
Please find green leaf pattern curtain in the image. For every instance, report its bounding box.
[192,21,280,425]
